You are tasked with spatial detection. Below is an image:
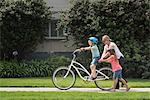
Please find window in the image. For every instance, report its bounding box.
[45,20,65,39]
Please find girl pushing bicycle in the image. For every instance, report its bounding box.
[100,35,127,89]
[99,49,130,92]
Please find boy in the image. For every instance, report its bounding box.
[80,37,100,80]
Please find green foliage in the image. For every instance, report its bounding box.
[58,0,150,78]
[0,56,71,78]
[0,0,51,59]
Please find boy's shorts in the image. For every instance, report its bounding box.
[91,57,100,65]
[113,70,122,79]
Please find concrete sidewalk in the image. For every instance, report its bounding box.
[0,88,150,92]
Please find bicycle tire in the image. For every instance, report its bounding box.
[95,67,113,91]
[52,67,76,90]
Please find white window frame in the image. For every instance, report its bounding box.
[45,18,66,40]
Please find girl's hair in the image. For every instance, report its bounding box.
[102,35,111,43]
[107,49,115,55]
[107,49,117,60]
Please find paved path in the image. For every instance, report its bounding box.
[0,88,150,92]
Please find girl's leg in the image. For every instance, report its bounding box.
[113,78,118,89]
[115,80,120,89]
[119,78,130,91]
[112,78,118,91]
[90,64,96,78]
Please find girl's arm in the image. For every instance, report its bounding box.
[100,46,108,59]
[101,52,110,59]
[99,55,114,63]
[101,43,115,59]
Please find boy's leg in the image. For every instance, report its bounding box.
[90,64,96,78]
[90,57,99,79]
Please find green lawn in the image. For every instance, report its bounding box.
[0,77,150,88]
[0,92,150,100]
[0,78,150,100]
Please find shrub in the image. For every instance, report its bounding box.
[0,56,71,78]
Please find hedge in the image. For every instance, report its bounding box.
[0,56,70,78]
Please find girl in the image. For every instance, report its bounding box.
[100,35,127,89]
[99,49,130,92]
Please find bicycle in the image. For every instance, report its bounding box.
[52,49,113,90]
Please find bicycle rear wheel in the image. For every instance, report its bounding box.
[52,67,76,90]
[95,67,113,91]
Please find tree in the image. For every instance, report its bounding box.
[0,0,51,60]
[58,0,150,78]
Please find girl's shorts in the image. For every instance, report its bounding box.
[113,70,122,79]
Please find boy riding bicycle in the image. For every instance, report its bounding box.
[80,37,100,80]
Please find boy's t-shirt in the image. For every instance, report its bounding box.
[90,45,100,58]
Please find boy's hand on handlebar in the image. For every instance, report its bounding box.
[80,48,85,51]
[74,49,81,53]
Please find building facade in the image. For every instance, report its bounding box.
[35,0,76,58]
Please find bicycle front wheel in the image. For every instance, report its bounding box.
[95,67,113,91]
[52,67,76,90]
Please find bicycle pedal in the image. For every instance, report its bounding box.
[97,76,105,79]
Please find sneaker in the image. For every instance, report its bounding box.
[88,76,97,81]
[126,87,130,92]
[91,76,97,80]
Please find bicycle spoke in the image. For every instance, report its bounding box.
[52,67,76,90]
[95,68,113,90]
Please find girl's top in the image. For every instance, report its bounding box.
[102,42,124,59]
[100,55,122,72]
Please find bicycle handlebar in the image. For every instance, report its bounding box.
[73,49,81,54]
[72,49,81,60]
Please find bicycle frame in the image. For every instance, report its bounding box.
[64,50,110,81]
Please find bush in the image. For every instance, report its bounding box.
[0,56,71,78]
[58,0,150,79]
